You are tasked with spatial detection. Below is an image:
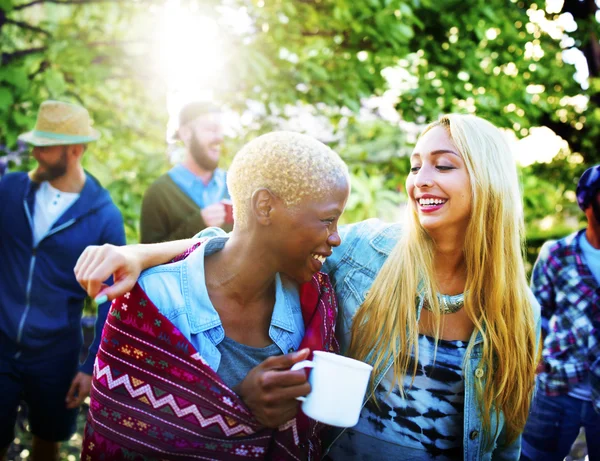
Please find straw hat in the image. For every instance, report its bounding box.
[18,100,100,146]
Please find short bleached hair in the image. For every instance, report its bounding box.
[227,131,349,228]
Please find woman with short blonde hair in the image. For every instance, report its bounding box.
[79,131,350,461]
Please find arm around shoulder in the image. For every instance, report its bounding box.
[79,204,126,374]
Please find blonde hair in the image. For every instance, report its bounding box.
[227,131,349,228]
[348,114,538,446]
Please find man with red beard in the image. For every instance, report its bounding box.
[0,100,125,461]
[140,102,232,243]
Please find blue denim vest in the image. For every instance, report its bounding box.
[323,219,541,461]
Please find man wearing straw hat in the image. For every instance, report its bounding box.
[0,100,126,460]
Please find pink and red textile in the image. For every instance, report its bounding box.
[81,242,338,461]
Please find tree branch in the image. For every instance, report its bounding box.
[64,90,85,105]
[4,18,50,35]
[29,60,50,79]
[301,30,337,37]
[1,46,47,65]
[13,0,122,10]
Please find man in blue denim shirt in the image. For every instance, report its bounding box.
[140,102,232,243]
[521,165,600,461]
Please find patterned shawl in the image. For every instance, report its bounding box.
[81,242,338,461]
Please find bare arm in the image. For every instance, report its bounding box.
[74,239,195,301]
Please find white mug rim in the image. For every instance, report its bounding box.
[312,350,373,371]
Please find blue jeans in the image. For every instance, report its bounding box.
[521,392,600,461]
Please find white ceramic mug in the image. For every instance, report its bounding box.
[291,350,373,427]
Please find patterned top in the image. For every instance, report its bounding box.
[531,230,600,409]
[329,334,467,460]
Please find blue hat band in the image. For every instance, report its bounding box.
[32,130,97,143]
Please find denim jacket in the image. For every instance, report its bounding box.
[138,236,305,373]
[323,219,541,461]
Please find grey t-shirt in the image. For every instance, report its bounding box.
[217,336,282,389]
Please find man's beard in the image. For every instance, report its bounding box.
[31,148,68,183]
[189,133,219,172]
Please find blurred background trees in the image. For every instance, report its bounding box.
[1,0,597,247]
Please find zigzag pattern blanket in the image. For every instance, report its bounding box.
[81,243,339,461]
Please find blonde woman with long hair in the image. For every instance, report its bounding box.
[74,114,540,460]
[323,114,540,460]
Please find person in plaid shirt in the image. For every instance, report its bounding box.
[521,165,600,461]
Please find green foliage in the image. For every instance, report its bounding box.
[334,116,410,223]
[218,0,594,234]
[220,0,598,161]
[1,0,595,242]
[521,153,587,229]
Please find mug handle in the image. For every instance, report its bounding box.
[290,360,315,402]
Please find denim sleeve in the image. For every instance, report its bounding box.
[322,220,373,280]
[196,226,228,238]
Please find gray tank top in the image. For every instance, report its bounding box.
[217,336,282,389]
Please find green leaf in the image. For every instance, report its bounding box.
[343,95,361,112]
[0,0,13,12]
[395,23,414,40]
[0,67,29,90]
[44,68,67,96]
[0,87,14,110]
[305,61,329,81]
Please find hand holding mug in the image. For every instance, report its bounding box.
[237,348,311,428]
[290,351,373,427]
